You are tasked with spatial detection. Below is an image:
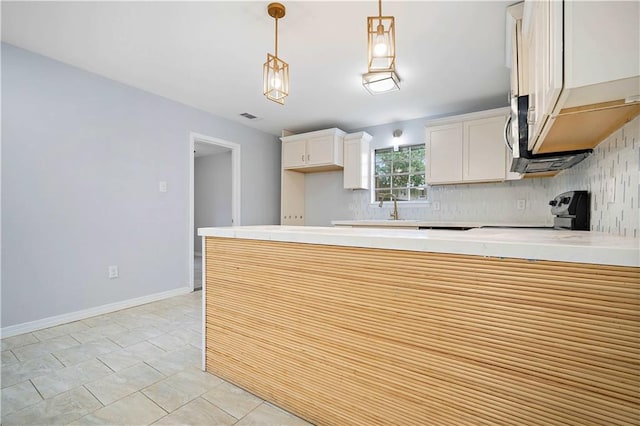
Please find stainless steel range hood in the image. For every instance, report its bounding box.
[507,95,592,174]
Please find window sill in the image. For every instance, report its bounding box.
[368,201,431,208]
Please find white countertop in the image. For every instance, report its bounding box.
[198,225,640,267]
[331,220,551,228]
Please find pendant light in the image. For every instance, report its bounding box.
[367,0,395,71]
[263,2,289,105]
[362,0,400,94]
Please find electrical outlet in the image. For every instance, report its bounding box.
[108,265,119,279]
[159,181,168,193]
[517,199,526,210]
[606,178,615,203]
[432,201,441,211]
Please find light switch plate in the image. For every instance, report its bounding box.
[432,201,441,211]
[517,199,526,210]
[108,265,119,279]
[159,181,168,193]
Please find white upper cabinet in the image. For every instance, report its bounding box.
[282,139,307,169]
[343,132,372,190]
[522,0,640,154]
[426,108,514,185]
[281,128,346,172]
[426,123,463,184]
[463,116,507,182]
[506,2,528,97]
[525,0,563,151]
[306,135,338,166]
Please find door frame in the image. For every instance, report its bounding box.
[189,132,241,291]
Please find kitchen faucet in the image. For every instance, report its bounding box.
[378,193,399,220]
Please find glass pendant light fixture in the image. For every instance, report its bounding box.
[263,2,289,105]
[367,0,395,71]
[362,0,400,94]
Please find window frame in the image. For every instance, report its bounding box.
[370,143,428,205]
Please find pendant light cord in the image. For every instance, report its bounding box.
[378,0,382,25]
[275,17,279,58]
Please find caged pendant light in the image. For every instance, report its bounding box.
[367,0,395,71]
[263,2,289,105]
[362,0,400,94]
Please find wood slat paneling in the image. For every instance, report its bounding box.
[205,237,640,426]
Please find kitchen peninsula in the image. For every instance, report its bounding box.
[198,225,639,425]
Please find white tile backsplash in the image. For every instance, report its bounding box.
[348,179,554,225]
[306,117,640,237]
[547,116,639,237]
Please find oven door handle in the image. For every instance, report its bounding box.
[504,115,513,152]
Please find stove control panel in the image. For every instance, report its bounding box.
[549,191,590,230]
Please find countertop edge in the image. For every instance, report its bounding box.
[197,226,640,268]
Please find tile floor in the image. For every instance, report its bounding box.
[1,291,311,425]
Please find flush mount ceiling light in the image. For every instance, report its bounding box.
[362,70,400,95]
[263,2,289,105]
[362,0,400,94]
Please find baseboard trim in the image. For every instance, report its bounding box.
[1,286,192,338]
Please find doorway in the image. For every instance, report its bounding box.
[189,132,241,291]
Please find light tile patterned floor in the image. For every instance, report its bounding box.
[1,291,311,425]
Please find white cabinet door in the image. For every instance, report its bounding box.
[526,0,543,148]
[546,0,563,116]
[306,136,335,166]
[527,0,563,150]
[463,116,507,182]
[282,140,307,169]
[426,123,463,184]
[343,132,372,190]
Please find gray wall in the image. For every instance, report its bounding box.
[1,44,281,328]
[194,151,232,254]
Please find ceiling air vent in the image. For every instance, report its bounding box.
[240,112,259,120]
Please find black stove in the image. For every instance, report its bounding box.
[549,191,590,230]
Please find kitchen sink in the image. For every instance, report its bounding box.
[332,220,480,230]
[418,226,475,230]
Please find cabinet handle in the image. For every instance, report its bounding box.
[307,154,310,161]
[301,154,304,161]
[503,115,513,152]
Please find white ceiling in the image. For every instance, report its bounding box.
[1,1,513,136]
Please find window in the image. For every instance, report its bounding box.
[373,144,426,202]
